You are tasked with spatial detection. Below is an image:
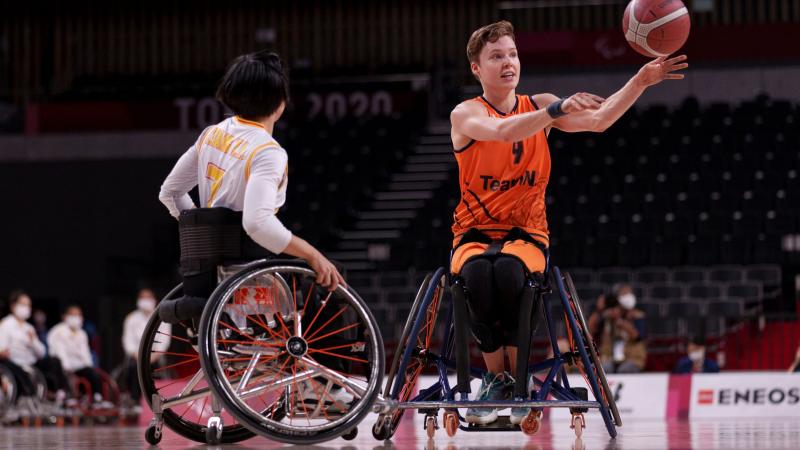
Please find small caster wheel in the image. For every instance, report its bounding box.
[571,413,585,438]
[342,427,358,440]
[520,410,542,436]
[34,417,42,427]
[372,419,392,440]
[444,411,458,437]
[425,415,437,439]
[145,425,162,445]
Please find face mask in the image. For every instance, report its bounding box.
[13,304,31,320]
[65,315,83,330]
[689,349,705,362]
[137,297,156,313]
[618,293,636,310]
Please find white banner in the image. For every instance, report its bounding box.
[690,372,800,418]
[550,373,669,421]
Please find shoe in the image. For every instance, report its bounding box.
[297,380,354,413]
[509,373,534,425]
[465,372,508,425]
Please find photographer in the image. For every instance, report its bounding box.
[588,284,647,373]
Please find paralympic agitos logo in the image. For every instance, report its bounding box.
[480,170,536,192]
[697,387,800,405]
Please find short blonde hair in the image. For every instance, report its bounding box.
[466,21,516,63]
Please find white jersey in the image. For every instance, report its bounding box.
[159,116,292,254]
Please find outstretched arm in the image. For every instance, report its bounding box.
[548,54,688,133]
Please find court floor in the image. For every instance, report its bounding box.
[1,412,798,450]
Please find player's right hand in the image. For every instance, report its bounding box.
[561,92,605,114]
[309,253,346,291]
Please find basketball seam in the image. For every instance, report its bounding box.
[625,0,688,57]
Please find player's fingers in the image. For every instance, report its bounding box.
[665,74,685,80]
[666,54,687,64]
[572,95,592,109]
[668,63,689,71]
[335,271,347,288]
[651,55,667,65]
[588,94,606,103]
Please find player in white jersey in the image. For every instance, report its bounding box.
[159,51,344,290]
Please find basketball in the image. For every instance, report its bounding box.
[623,0,691,58]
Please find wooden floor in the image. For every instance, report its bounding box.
[1,412,798,449]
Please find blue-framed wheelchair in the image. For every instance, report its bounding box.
[371,262,622,440]
[138,208,385,445]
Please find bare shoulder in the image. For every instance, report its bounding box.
[451,99,486,122]
[531,93,561,109]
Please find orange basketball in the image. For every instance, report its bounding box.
[623,0,691,58]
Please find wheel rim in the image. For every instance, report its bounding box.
[202,265,383,436]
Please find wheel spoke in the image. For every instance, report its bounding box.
[153,356,199,373]
[306,322,359,345]
[304,306,348,342]
[306,348,369,364]
[302,291,333,339]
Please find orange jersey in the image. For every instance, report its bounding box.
[451,94,551,247]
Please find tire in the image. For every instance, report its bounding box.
[380,267,447,440]
[137,284,254,444]
[198,260,385,445]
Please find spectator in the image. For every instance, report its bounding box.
[47,304,108,406]
[588,284,647,373]
[674,336,720,374]
[121,288,170,408]
[0,290,71,403]
[33,309,49,354]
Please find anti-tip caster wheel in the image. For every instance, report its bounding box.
[520,410,543,436]
[342,427,358,441]
[372,418,391,440]
[145,425,162,445]
[444,411,458,437]
[425,415,438,439]
[205,417,223,445]
[571,413,585,438]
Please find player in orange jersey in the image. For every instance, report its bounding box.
[450,21,687,425]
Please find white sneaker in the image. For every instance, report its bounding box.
[297,380,354,412]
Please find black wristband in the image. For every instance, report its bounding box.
[547,98,567,119]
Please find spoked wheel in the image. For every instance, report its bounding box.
[198,260,385,445]
[375,267,447,441]
[138,284,254,444]
[0,364,16,418]
[555,268,621,438]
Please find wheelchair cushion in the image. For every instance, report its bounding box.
[452,239,546,274]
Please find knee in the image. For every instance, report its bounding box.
[492,256,526,301]
[459,258,493,316]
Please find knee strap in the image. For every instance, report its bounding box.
[158,296,207,324]
[450,278,472,395]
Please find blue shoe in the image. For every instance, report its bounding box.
[465,372,507,425]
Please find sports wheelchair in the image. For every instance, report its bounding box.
[138,209,384,445]
[370,263,622,440]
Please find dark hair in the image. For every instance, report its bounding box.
[63,304,82,315]
[9,289,28,306]
[466,20,515,63]
[215,51,290,120]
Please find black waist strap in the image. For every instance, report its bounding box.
[454,227,547,255]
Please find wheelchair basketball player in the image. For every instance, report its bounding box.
[449,21,687,426]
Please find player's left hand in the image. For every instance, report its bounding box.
[635,54,688,87]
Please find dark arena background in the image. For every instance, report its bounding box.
[1,1,799,449]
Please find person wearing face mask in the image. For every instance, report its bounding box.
[588,284,647,374]
[121,288,170,408]
[47,305,108,406]
[674,336,720,374]
[0,290,71,404]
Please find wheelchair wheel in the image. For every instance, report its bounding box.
[555,268,621,438]
[375,267,446,441]
[198,260,385,445]
[0,364,16,417]
[138,284,254,444]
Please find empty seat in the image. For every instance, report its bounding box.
[649,285,685,300]
[688,284,722,300]
[386,288,417,304]
[634,266,669,284]
[637,301,662,318]
[745,265,781,285]
[707,300,743,317]
[667,301,702,317]
[709,265,744,283]
[672,267,706,283]
[648,318,679,337]
[597,267,632,285]
[725,283,762,300]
